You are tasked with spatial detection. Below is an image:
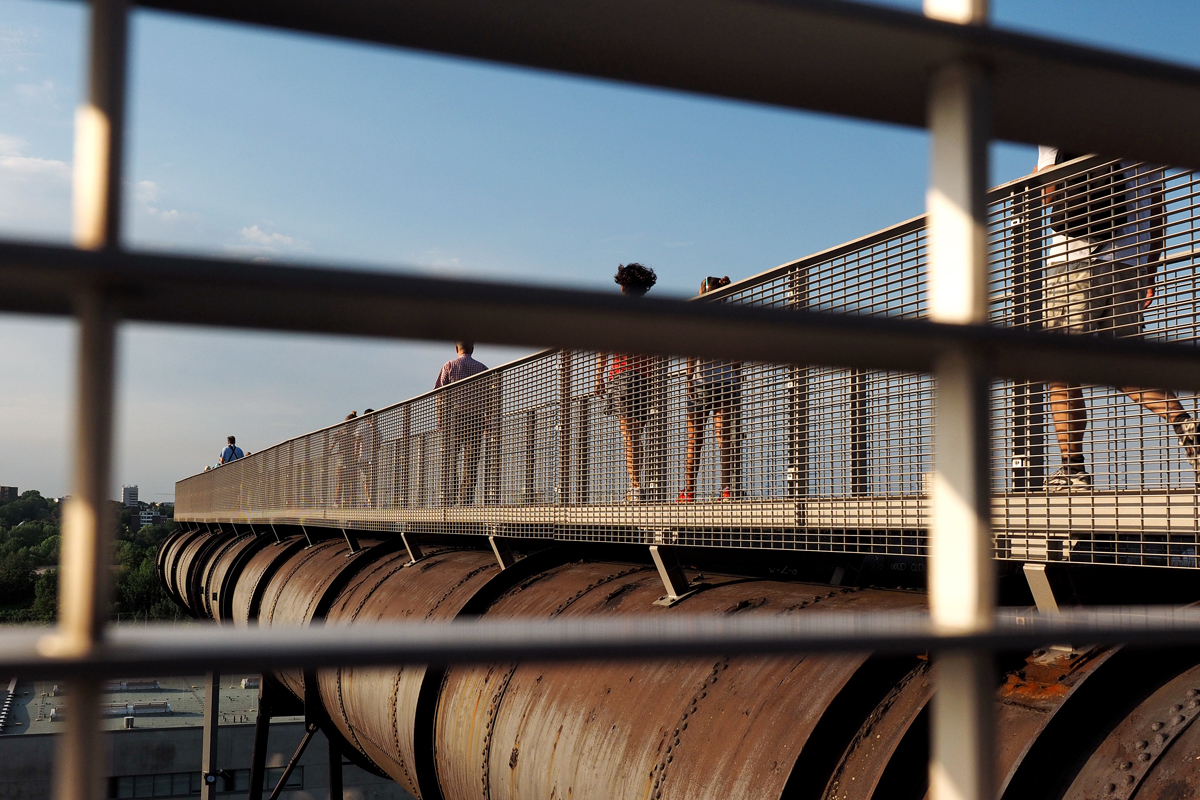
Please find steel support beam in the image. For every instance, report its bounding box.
[7,242,1200,393]
[3,610,1200,677]
[49,2,125,799]
[201,671,221,800]
[925,4,994,797]
[127,0,1200,171]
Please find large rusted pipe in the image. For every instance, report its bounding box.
[161,527,1200,800]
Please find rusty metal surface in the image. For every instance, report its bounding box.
[229,535,310,625]
[155,531,1200,800]
[172,529,222,615]
[203,533,264,623]
[255,537,369,697]
[434,562,924,800]
[821,660,933,800]
[316,548,501,799]
[1063,662,1200,800]
[1129,684,1200,799]
[994,645,1117,795]
[159,527,207,608]
[197,533,252,621]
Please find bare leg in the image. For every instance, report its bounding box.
[714,408,733,492]
[684,413,705,496]
[1121,387,1188,424]
[619,417,643,490]
[1049,382,1087,460]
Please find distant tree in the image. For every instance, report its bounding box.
[0,550,35,605]
[115,557,171,619]
[31,569,57,621]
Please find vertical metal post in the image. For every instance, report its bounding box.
[328,737,344,800]
[1010,188,1046,491]
[575,389,591,504]
[850,370,869,495]
[524,409,536,504]
[786,267,810,499]
[924,0,994,797]
[558,351,572,505]
[248,681,272,800]
[51,2,126,799]
[201,672,221,800]
[485,374,502,505]
[646,356,668,503]
[398,406,411,508]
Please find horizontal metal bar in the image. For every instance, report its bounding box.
[4,240,1200,391]
[13,607,1200,679]
[130,0,1200,170]
[702,154,1111,304]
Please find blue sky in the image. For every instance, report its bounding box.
[1,0,1199,500]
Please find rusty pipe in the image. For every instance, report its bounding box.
[160,527,1200,800]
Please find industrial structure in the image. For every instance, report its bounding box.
[8,0,1200,799]
[162,151,1200,799]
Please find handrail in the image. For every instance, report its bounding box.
[178,155,1200,569]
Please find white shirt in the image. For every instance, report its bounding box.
[1036,146,1163,269]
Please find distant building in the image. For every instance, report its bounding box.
[121,486,138,508]
[0,487,17,503]
[0,674,409,800]
[138,511,166,528]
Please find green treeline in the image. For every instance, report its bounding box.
[0,490,180,623]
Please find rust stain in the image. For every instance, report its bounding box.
[1000,674,1070,700]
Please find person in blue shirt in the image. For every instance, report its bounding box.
[218,435,244,465]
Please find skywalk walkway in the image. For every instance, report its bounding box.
[177,154,1200,569]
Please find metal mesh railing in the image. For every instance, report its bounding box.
[176,156,1200,567]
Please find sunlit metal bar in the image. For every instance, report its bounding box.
[925,0,993,788]
[133,0,1200,170]
[51,1,127,798]
[0,609,1198,678]
[3,241,1200,393]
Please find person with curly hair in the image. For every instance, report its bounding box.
[595,263,657,502]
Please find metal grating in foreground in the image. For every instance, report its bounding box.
[176,156,1200,568]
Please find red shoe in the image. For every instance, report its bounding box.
[677,491,694,503]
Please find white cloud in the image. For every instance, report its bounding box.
[224,224,309,258]
[14,78,58,103]
[136,180,159,204]
[133,179,187,223]
[0,134,23,156]
[0,133,71,236]
[0,153,69,178]
[416,247,464,272]
[241,224,295,246]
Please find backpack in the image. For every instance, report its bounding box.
[1047,151,1130,241]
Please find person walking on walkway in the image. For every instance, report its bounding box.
[680,276,743,502]
[330,412,357,507]
[436,342,489,505]
[1035,147,1200,491]
[357,409,380,509]
[596,263,657,502]
[218,435,244,465]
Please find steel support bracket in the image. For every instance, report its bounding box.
[341,528,360,554]
[401,531,423,567]
[1022,563,1059,614]
[489,535,516,570]
[650,545,696,606]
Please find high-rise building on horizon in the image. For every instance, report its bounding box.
[0,487,17,503]
[122,485,139,508]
